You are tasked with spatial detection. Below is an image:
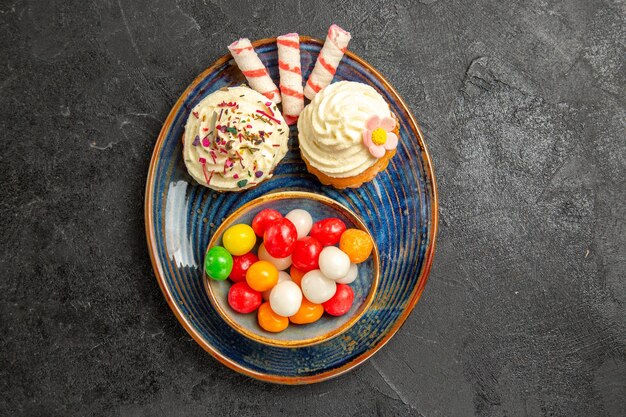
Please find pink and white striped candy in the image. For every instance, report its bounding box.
[277,33,304,125]
[304,24,351,100]
[228,38,281,104]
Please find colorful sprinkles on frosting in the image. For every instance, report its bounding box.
[190,93,285,188]
[255,110,281,124]
[197,157,214,185]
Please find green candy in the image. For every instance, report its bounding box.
[205,246,233,281]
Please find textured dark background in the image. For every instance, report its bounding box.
[1,0,625,415]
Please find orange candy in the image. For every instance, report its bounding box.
[289,299,324,324]
[246,260,279,292]
[339,229,374,263]
[289,266,305,286]
[258,302,289,332]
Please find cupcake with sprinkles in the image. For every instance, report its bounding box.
[183,86,289,191]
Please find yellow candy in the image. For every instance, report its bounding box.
[223,224,256,256]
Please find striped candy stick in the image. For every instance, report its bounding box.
[228,38,281,104]
[303,24,351,100]
[277,33,304,125]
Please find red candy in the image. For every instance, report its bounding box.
[263,218,298,258]
[228,282,262,313]
[310,218,346,246]
[229,252,258,282]
[291,236,323,272]
[322,284,354,316]
[251,209,283,237]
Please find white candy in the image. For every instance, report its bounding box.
[269,280,302,317]
[263,271,292,301]
[336,263,358,284]
[318,246,351,280]
[285,209,313,239]
[258,243,292,270]
[301,270,336,304]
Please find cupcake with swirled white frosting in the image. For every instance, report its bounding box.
[297,81,399,188]
[182,86,289,191]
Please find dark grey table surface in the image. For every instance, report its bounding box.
[1,0,625,415]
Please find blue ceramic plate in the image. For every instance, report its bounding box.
[145,37,438,384]
[206,192,380,348]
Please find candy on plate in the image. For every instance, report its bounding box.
[223,224,257,256]
[258,302,289,333]
[291,236,323,272]
[289,299,324,325]
[301,269,337,304]
[323,284,354,316]
[263,218,298,258]
[339,228,374,264]
[251,208,283,237]
[228,282,262,314]
[246,260,279,292]
[208,207,374,334]
[229,252,259,282]
[336,263,358,284]
[285,209,313,239]
[258,243,292,271]
[269,281,303,317]
[262,270,292,301]
[205,246,233,281]
[318,246,351,280]
[309,218,346,246]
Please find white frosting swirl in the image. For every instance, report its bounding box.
[297,81,393,178]
[183,86,288,191]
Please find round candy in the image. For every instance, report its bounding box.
[229,252,258,282]
[245,260,279,292]
[204,246,233,280]
[289,266,305,286]
[309,218,346,246]
[222,224,256,256]
[251,209,283,237]
[339,228,374,263]
[322,284,354,316]
[336,263,358,284]
[228,282,262,313]
[263,218,298,258]
[301,269,337,304]
[263,271,292,301]
[269,281,302,317]
[291,236,323,272]
[318,246,351,280]
[258,243,292,271]
[289,299,324,324]
[285,209,313,239]
[258,302,289,332]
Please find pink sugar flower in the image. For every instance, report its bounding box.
[362,115,398,158]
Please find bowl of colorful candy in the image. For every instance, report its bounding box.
[203,191,379,347]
